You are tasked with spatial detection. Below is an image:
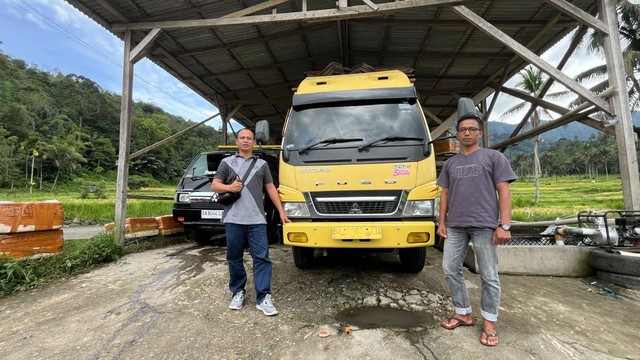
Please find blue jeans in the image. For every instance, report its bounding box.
[442,227,500,322]
[225,223,272,303]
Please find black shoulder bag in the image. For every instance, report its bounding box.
[216,157,257,206]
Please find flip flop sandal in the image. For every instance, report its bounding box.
[441,316,476,330]
[480,329,499,347]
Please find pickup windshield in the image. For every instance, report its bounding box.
[284,99,427,152]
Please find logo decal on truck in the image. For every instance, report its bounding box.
[393,164,411,176]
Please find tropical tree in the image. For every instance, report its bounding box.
[42,137,87,191]
[499,67,563,204]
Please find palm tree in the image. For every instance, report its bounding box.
[499,67,562,205]
[573,1,640,109]
[42,137,87,192]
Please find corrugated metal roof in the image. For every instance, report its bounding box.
[65,0,601,140]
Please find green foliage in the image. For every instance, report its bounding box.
[510,176,624,222]
[0,52,222,191]
[128,174,159,191]
[0,234,122,296]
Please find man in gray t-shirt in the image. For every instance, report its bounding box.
[436,108,516,347]
[212,128,290,316]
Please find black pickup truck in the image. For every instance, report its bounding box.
[172,149,282,244]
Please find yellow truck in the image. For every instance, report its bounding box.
[261,70,442,272]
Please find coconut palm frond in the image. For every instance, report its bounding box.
[498,102,529,122]
[574,65,608,83]
[569,80,609,108]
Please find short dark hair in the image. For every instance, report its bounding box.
[237,128,255,138]
[456,113,483,131]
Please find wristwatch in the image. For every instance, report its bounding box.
[499,224,511,231]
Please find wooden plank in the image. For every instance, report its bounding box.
[0,201,64,234]
[104,217,160,239]
[0,230,63,259]
[155,215,184,235]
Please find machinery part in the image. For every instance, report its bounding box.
[398,247,426,273]
[596,270,640,290]
[588,248,640,277]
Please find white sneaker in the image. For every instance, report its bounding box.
[229,290,245,310]
[256,294,278,316]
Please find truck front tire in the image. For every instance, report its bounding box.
[398,247,426,273]
[293,247,314,269]
[191,228,213,245]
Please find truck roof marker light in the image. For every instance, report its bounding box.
[407,232,429,243]
[288,233,309,243]
[177,217,185,222]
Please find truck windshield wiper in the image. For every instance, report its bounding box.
[298,137,363,154]
[358,136,424,151]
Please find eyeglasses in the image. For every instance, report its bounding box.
[457,127,481,134]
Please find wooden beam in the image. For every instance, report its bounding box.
[112,0,464,31]
[221,0,290,18]
[130,113,220,159]
[452,5,611,115]
[543,0,608,34]
[597,0,640,210]
[114,31,134,246]
[130,28,161,64]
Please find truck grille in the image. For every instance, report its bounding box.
[312,193,400,215]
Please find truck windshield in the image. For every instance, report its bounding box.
[284,100,427,152]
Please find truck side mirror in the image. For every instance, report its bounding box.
[255,120,270,145]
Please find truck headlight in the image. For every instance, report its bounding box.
[284,202,310,217]
[403,200,435,216]
[177,193,191,203]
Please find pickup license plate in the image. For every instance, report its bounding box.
[332,226,382,240]
[201,210,223,219]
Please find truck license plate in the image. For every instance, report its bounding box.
[332,226,382,239]
[201,210,223,219]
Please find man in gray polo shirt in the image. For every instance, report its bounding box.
[212,128,290,316]
[436,106,516,347]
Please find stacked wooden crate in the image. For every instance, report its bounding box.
[0,201,64,259]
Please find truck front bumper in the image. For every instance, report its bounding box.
[282,221,435,248]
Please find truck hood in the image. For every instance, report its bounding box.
[287,162,419,192]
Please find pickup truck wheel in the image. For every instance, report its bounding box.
[292,247,314,269]
[398,247,426,273]
[191,229,212,245]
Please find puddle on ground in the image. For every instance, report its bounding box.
[335,307,436,329]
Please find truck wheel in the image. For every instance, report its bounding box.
[191,229,212,245]
[293,247,314,269]
[267,224,282,244]
[398,247,426,273]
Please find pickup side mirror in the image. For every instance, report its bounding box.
[255,120,270,145]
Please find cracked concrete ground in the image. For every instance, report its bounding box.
[0,242,638,360]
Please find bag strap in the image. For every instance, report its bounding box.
[239,157,257,184]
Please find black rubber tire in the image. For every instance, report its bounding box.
[292,247,314,269]
[588,248,640,276]
[398,247,426,273]
[596,270,640,290]
[190,228,213,245]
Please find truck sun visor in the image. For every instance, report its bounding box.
[292,87,417,108]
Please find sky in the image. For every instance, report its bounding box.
[0,0,608,126]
